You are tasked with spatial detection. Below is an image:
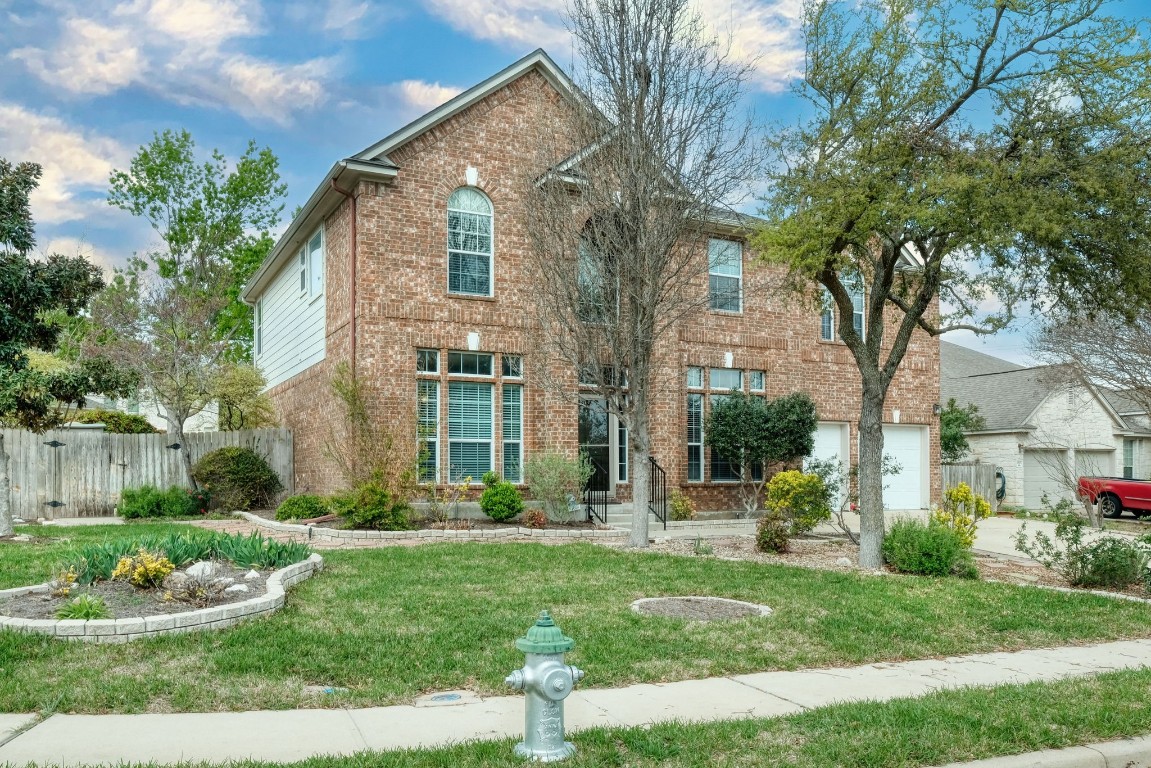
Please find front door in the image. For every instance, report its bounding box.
[579,396,622,496]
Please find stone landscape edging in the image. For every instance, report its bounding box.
[0,553,324,643]
[235,511,629,542]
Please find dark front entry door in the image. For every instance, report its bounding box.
[578,397,612,494]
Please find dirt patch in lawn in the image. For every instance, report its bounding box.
[0,561,271,620]
[632,596,773,621]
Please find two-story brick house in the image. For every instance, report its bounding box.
[242,49,941,512]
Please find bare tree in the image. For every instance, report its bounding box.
[524,0,758,547]
[1033,311,1151,418]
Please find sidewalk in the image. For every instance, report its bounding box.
[2,639,1149,767]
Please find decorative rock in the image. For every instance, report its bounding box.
[186,561,216,579]
[213,577,236,588]
[836,557,852,567]
[164,572,189,589]
[244,570,261,581]
[224,584,250,594]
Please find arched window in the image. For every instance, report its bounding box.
[447,187,493,296]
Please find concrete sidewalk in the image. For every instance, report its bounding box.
[2,639,1150,767]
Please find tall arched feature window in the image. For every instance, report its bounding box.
[447,187,493,296]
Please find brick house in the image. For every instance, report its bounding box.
[242,49,942,512]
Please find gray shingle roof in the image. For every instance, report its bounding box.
[942,365,1053,430]
[941,341,1024,380]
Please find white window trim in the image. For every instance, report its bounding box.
[305,226,325,303]
[447,380,495,485]
[418,379,440,484]
[447,187,495,298]
[447,351,495,377]
[820,280,866,342]
[502,383,524,483]
[297,248,306,296]
[254,299,262,357]
[708,238,743,314]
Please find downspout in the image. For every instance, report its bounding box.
[330,177,358,378]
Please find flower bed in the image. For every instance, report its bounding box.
[237,511,628,542]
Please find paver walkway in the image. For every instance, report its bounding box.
[2,639,1149,767]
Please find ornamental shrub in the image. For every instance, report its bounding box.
[481,479,524,522]
[755,508,790,553]
[764,470,831,535]
[119,485,202,519]
[340,481,414,531]
[1074,537,1148,589]
[111,549,176,588]
[883,519,977,578]
[522,508,547,529]
[669,489,696,521]
[524,451,592,523]
[191,446,282,510]
[933,482,993,547]
[275,494,328,521]
[71,408,158,433]
[481,471,500,487]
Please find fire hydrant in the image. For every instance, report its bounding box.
[505,610,585,762]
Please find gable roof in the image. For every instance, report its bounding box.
[242,49,577,303]
[941,340,1024,380]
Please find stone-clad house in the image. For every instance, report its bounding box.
[242,49,942,512]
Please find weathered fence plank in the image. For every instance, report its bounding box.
[942,462,998,507]
[1,428,293,520]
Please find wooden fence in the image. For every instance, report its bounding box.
[942,462,998,507]
[1,427,292,520]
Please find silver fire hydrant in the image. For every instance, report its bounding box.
[505,610,585,762]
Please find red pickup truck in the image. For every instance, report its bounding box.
[1077,477,1151,519]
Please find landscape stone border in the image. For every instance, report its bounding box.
[236,511,629,542]
[0,554,324,643]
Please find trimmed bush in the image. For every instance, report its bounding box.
[764,470,831,535]
[339,482,414,531]
[276,494,328,522]
[191,446,282,511]
[481,478,524,522]
[883,519,977,578]
[755,509,790,553]
[1074,538,1148,589]
[71,409,158,433]
[119,485,202,519]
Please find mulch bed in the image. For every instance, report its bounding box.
[245,508,604,532]
[0,561,271,620]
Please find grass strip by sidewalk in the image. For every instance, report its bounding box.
[2,530,1149,714]
[35,668,1151,768]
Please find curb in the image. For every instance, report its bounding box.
[931,734,1151,767]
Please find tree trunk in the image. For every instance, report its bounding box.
[857,382,887,569]
[0,434,12,538]
[165,410,198,491]
[629,418,652,548]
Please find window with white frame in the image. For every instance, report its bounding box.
[503,384,522,482]
[448,380,493,481]
[254,299,262,356]
[820,276,865,341]
[417,380,439,482]
[307,229,324,298]
[686,366,763,483]
[1124,439,1135,479]
[447,187,493,296]
[708,239,742,312]
[686,393,703,482]
[298,249,306,294]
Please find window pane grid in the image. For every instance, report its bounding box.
[710,368,742,391]
[418,380,438,482]
[687,394,703,482]
[708,239,741,312]
[503,384,522,482]
[447,188,492,296]
[448,352,493,376]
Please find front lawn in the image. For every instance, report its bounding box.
[1,531,1148,714]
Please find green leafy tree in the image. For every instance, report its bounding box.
[0,159,128,536]
[756,0,1151,568]
[211,363,278,431]
[940,399,986,463]
[705,391,818,517]
[88,131,286,486]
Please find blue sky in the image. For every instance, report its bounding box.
[1,0,1143,367]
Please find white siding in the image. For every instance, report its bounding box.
[254,231,326,389]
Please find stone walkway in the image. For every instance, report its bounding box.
[1,639,1149,766]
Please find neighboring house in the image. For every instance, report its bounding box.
[242,49,942,511]
[82,393,220,433]
[940,340,1151,510]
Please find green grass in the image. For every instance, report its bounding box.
[36,668,1151,768]
[1,536,1149,714]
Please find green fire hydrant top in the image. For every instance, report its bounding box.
[515,610,575,654]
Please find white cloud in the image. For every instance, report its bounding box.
[0,103,132,226]
[419,0,804,91]
[396,80,463,113]
[9,0,332,124]
[10,18,145,95]
[39,237,124,273]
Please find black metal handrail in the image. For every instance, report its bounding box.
[585,457,609,525]
[649,456,667,530]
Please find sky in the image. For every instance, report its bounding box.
[1,0,1144,368]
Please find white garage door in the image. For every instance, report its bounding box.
[882,425,928,510]
[1023,449,1069,511]
[1074,450,1114,480]
[806,422,850,508]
